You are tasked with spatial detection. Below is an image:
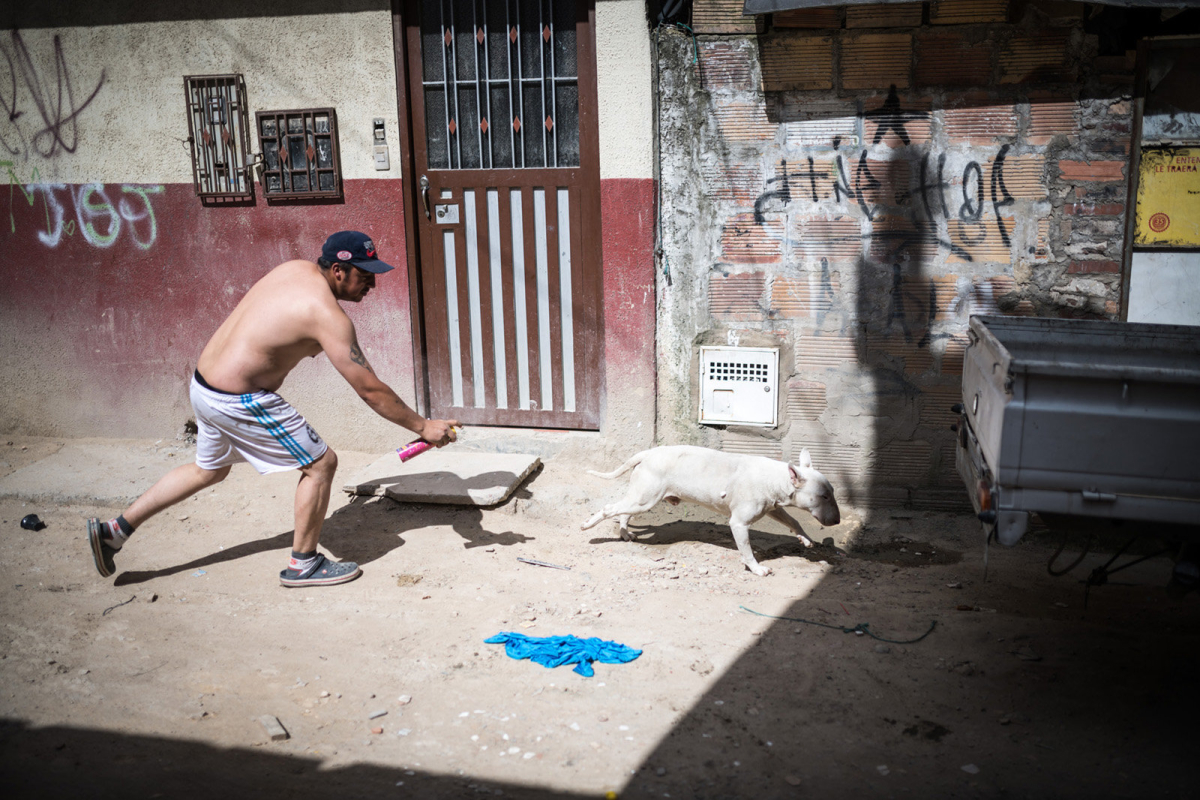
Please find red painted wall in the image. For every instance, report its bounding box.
[0,178,414,438]
[599,177,657,445]
[1,174,658,443]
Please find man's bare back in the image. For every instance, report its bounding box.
[197,260,343,394]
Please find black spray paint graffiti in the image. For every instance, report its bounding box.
[0,31,106,160]
[751,86,1018,263]
[754,144,1017,263]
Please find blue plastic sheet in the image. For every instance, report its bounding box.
[484,632,642,677]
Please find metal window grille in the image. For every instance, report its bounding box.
[421,0,579,170]
[256,108,343,201]
[184,74,254,203]
[708,361,769,382]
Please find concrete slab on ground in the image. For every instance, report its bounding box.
[0,441,190,507]
[342,450,541,506]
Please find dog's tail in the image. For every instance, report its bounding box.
[586,452,645,480]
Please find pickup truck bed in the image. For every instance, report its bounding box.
[955,315,1200,546]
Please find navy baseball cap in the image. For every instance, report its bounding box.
[321,230,395,274]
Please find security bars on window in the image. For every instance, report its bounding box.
[421,0,579,170]
[256,109,343,201]
[184,74,254,202]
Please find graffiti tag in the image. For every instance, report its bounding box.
[4,162,163,250]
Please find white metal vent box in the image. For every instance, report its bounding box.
[698,346,778,427]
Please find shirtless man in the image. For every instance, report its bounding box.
[86,231,458,587]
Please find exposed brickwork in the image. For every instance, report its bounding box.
[1068,260,1121,274]
[709,271,767,320]
[847,4,922,29]
[692,0,762,35]
[696,42,755,92]
[942,99,1019,144]
[930,0,1009,26]
[760,35,834,91]
[1064,203,1124,216]
[712,102,777,144]
[702,162,763,207]
[720,214,784,264]
[862,93,932,147]
[786,379,828,421]
[947,218,1015,264]
[1058,160,1125,182]
[940,335,970,375]
[865,334,936,375]
[793,217,864,263]
[779,104,859,147]
[773,9,840,29]
[658,0,1134,506]
[919,385,963,427]
[990,155,1048,200]
[842,34,913,90]
[874,441,935,486]
[915,33,994,88]
[795,335,859,370]
[1000,34,1076,84]
[769,274,840,319]
[1027,97,1078,145]
[721,435,783,459]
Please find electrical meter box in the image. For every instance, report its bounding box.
[698,346,778,427]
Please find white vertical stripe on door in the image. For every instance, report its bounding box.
[486,188,508,409]
[463,190,485,408]
[443,228,463,407]
[557,187,575,413]
[533,188,552,412]
[510,188,531,411]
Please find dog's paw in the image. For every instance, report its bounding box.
[799,536,815,549]
[746,563,772,577]
[619,530,635,542]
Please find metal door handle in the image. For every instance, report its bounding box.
[419,175,430,219]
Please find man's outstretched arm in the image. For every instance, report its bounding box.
[322,313,458,444]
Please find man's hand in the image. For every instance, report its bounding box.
[420,419,459,447]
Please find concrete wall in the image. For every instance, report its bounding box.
[0,9,413,447]
[597,0,658,454]
[656,1,1136,510]
[0,1,658,458]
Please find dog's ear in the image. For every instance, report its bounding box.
[797,448,813,471]
[788,462,802,487]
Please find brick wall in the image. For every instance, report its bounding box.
[660,1,1132,510]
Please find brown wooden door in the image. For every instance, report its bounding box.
[402,0,602,429]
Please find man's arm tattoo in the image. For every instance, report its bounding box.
[350,341,374,373]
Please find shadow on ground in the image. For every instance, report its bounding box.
[115,481,542,586]
[0,719,584,799]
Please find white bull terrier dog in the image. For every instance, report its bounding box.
[581,445,840,576]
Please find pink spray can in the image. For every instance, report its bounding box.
[396,427,458,462]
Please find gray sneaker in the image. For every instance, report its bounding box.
[279,554,361,587]
[87,518,118,578]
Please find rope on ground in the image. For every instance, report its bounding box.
[739,605,937,645]
[102,595,136,616]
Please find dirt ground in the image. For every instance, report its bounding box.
[1,435,1198,799]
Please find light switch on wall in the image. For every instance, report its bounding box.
[373,118,390,171]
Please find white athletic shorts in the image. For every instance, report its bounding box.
[190,373,328,475]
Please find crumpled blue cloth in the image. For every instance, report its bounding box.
[485,632,642,677]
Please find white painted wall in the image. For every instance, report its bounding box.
[595,0,653,180]
[1,13,401,184]
[1128,251,1200,325]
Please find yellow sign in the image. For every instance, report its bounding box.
[1136,147,1200,246]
